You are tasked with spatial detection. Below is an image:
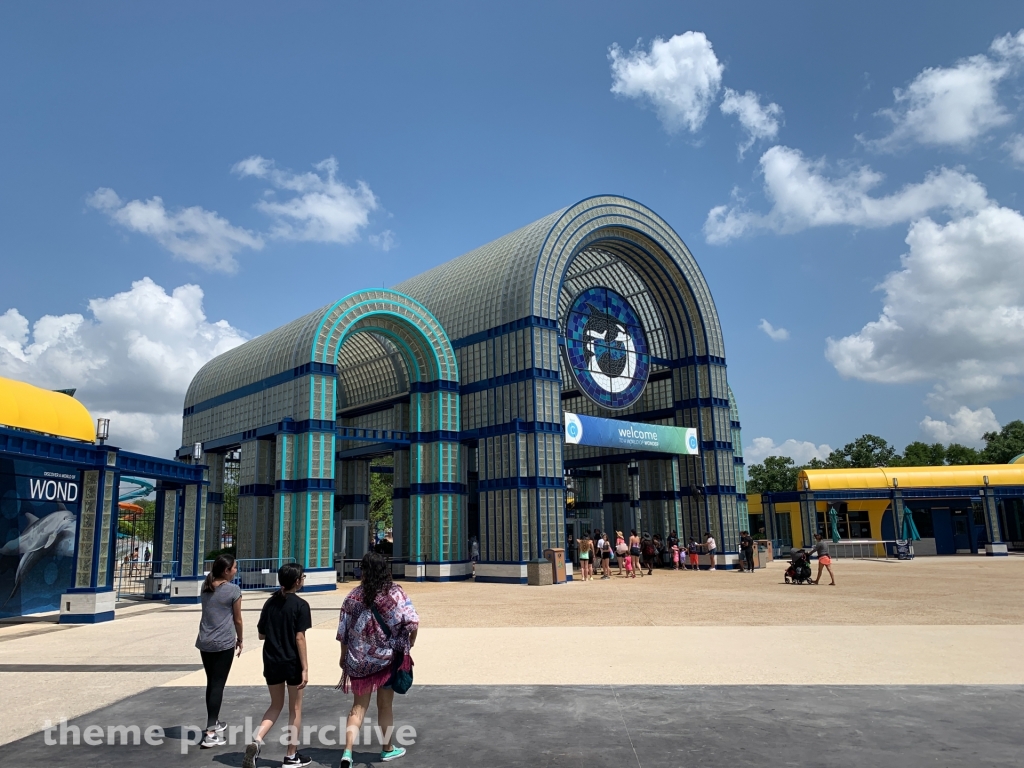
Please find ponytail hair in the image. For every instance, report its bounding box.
[274,562,304,599]
[203,554,235,593]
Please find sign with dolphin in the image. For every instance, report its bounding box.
[0,458,80,617]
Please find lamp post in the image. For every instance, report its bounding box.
[96,418,110,445]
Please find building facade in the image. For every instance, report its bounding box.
[182,195,748,582]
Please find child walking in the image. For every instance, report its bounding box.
[242,563,313,768]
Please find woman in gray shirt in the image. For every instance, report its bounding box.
[196,554,244,748]
[810,534,836,586]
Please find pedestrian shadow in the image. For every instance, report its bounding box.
[211,747,376,767]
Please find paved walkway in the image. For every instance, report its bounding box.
[5,684,1022,767]
[1,558,1022,760]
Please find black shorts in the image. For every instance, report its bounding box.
[601,552,611,559]
[264,664,303,686]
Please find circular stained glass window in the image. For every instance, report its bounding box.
[564,287,650,409]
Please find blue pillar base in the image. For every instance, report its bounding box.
[59,590,116,623]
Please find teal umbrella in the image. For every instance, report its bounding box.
[901,505,921,541]
[828,507,841,543]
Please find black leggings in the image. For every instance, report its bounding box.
[742,549,755,569]
[200,649,235,728]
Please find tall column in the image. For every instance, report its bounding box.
[170,477,208,604]
[983,487,1008,556]
[60,458,119,624]
[602,463,631,538]
[392,448,410,575]
[282,430,335,590]
[237,439,275,560]
[205,452,226,556]
[798,490,816,549]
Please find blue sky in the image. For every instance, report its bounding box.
[1,2,1023,461]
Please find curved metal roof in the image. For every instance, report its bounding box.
[396,195,724,356]
[798,465,1024,490]
[0,375,95,442]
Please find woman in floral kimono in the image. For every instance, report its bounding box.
[336,551,419,766]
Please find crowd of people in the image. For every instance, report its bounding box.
[567,528,731,580]
[195,552,419,768]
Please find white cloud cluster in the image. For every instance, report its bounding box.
[88,188,264,273]
[233,156,378,244]
[0,278,246,456]
[369,230,397,252]
[609,32,724,134]
[920,406,1000,446]
[720,88,782,157]
[865,29,1024,151]
[758,319,789,341]
[704,146,990,243]
[826,204,1024,406]
[1006,134,1024,166]
[744,437,833,466]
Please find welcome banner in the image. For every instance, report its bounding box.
[563,412,699,455]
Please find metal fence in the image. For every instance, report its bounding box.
[828,539,897,559]
[335,556,408,583]
[203,557,291,591]
[114,560,178,600]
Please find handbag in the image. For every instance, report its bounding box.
[370,604,413,694]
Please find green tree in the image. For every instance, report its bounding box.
[944,443,982,465]
[369,456,394,534]
[747,455,801,494]
[897,441,947,467]
[825,434,898,468]
[979,420,1024,464]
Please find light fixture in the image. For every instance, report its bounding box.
[96,418,110,444]
[893,477,898,488]
[984,475,990,486]
[802,478,809,490]
[192,442,203,462]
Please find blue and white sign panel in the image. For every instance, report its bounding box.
[564,412,699,455]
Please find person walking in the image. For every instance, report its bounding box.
[704,532,717,572]
[641,533,656,576]
[597,531,611,579]
[614,531,628,576]
[196,554,243,749]
[686,537,700,571]
[242,563,312,768]
[577,535,594,581]
[337,551,420,767]
[740,530,755,574]
[810,534,836,585]
[628,530,642,578]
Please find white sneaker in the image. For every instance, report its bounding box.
[201,731,226,749]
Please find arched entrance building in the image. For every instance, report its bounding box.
[181,196,748,585]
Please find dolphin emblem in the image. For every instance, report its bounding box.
[0,504,78,607]
[582,303,637,393]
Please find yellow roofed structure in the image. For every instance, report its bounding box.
[0,375,95,442]
[798,464,1024,491]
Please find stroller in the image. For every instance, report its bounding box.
[785,549,814,585]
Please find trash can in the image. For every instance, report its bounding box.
[543,547,566,583]
[527,558,554,586]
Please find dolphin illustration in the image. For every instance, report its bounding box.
[0,504,77,607]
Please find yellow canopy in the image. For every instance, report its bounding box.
[798,465,1024,491]
[0,375,95,442]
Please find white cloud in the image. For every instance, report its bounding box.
[0,278,246,456]
[865,29,1024,151]
[1005,134,1024,166]
[720,88,782,157]
[758,319,789,341]
[609,32,723,134]
[87,188,263,273]
[825,205,1024,406]
[233,156,378,244]
[920,406,1000,446]
[369,230,396,252]
[704,145,990,243]
[744,437,833,466]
